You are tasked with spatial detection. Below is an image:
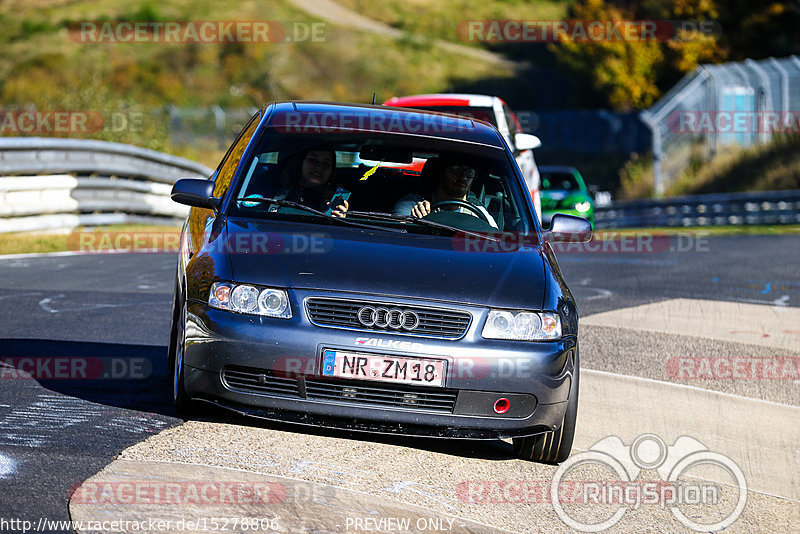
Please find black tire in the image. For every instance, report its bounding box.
[168,281,198,415]
[513,351,579,464]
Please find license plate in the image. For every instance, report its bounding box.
[321,350,446,387]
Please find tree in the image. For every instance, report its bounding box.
[551,0,724,110]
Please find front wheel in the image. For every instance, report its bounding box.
[513,352,579,464]
[168,283,198,415]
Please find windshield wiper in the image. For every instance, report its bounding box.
[347,211,500,242]
[232,198,404,233]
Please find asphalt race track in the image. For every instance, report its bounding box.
[0,234,798,533]
[0,254,181,527]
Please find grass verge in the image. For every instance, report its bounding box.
[0,224,180,256]
[619,136,800,200]
[333,0,568,47]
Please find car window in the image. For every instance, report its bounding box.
[230,130,533,235]
[212,111,261,199]
[541,172,580,191]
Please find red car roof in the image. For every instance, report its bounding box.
[384,94,500,108]
[385,96,471,107]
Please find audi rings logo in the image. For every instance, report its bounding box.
[357,306,420,331]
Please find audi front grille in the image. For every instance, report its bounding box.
[304,378,457,413]
[222,367,300,396]
[221,366,457,413]
[304,297,472,339]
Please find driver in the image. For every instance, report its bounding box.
[392,156,497,227]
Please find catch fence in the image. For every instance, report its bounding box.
[642,55,800,196]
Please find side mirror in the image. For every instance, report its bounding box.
[514,133,541,151]
[544,214,592,243]
[171,178,219,211]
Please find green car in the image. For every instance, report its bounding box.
[539,166,594,227]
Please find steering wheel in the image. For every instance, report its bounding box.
[429,199,491,223]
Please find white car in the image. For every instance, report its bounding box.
[384,93,543,219]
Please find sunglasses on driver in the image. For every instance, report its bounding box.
[446,164,477,180]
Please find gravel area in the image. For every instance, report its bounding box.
[115,420,799,533]
[99,323,800,533]
[580,325,800,406]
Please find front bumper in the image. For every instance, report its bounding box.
[183,292,577,439]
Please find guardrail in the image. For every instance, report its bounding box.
[595,189,800,229]
[3,138,797,233]
[0,138,212,233]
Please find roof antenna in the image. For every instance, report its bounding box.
[371,92,377,105]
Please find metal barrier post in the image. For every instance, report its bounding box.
[213,105,226,149]
[640,111,663,197]
[745,59,774,144]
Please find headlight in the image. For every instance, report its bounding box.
[208,282,291,318]
[575,201,591,213]
[482,310,561,340]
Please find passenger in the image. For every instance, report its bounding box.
[275,148,349,217]
[392,156,497,227]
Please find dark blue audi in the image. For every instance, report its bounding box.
[168,102,591,464]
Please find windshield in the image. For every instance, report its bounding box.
[541,171,581,192]
[228,129,535,237]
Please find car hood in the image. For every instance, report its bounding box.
[225,219,546,309]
